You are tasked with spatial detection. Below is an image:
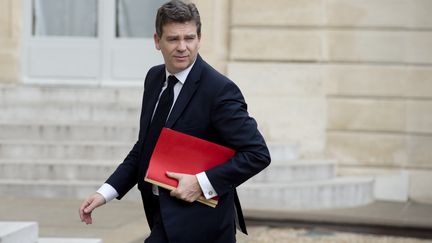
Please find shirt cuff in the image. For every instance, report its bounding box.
[196,172,218,199]
[96,183,119,203]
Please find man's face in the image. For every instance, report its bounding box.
[154,21,201,74]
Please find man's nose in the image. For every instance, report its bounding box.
[177,40,187,52]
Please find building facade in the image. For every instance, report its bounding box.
[1,0,432,203]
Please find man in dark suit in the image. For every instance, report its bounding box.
[79,1,270,242]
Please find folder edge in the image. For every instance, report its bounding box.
[144,177,218,208]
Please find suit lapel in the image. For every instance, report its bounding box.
[141,69,165,136]
[166,55,203,128]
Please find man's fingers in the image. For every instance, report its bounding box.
[79,200,91,220]
[84,196,104,213]
[166,171,183,180]
[79,204,93,224]
[170,189,191,202]
[170,189,178,197]
[168,173,202,203]
[78,193,105,225]
[84,201,96,214]
[82,213,92,225]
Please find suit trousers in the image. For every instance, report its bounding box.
[144,196,169,243]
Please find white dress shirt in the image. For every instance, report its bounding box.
[97,61,217,202]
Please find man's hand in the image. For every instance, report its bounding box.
[79,193,106,225]
[166,172,202,203]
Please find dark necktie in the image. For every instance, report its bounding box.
[142,75,179,165]
[150,75,178,135]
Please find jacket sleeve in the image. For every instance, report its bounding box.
[105,139,142,199]
[205,81,271,196]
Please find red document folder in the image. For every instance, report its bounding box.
[144,128,235,207]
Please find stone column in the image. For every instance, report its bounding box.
[192,0,230,74]
[0,0,21,83]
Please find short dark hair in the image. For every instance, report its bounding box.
[155,0,201,38]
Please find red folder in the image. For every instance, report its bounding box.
[144,128,235,207]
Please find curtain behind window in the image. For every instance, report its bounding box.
[117,0,165,38]
[33,0,97,37]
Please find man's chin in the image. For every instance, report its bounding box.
[173,63,191,72]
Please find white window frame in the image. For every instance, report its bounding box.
[22,0,162,86]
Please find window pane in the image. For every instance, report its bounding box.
[33,0,97,37]
[116,0,165,38]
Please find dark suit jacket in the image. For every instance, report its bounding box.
[106,55,271,243]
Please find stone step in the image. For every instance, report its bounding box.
[0,159,117,181]
[38,238,102,243]
[0,139,294,161]
[0,122,290,150]
[238,177,374,210]
[0,122,138,141]
[0,177,373,209]
[249,159,336,183]
[0,140,131,160]
[0,84,142,106]
[0,158,334,182]
[0,179,141,201]
[0,222,102,243]
[0,103,140,123]
[0,221,38,243]
[267,143,300,161]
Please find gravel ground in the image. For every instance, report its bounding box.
[237,227,432,243]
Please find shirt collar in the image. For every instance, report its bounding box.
[165,58,197,85]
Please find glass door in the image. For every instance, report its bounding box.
[106,0,164,84]
[22,0,164,85]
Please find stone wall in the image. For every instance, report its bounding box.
[193,0,230,74]
[227,0,327,154]
[3,0,432,203]
[226,0,432,203]
[0,0,21,83]
[323,0,432,203]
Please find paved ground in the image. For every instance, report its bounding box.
[245,200,432,229]
[237,227,432,243]
[1,196,431,243]
[0,196,148,243]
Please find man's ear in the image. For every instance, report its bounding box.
[154,33,161,50]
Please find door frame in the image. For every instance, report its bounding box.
[21,0,162,86]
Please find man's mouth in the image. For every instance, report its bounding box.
[175,55,188,61]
